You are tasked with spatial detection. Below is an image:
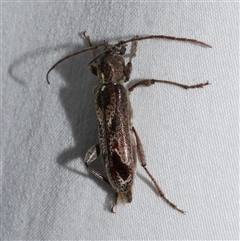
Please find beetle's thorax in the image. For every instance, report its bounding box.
[97,50,126,84]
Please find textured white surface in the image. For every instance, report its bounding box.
[2,1,239,240]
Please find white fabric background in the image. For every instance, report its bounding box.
[2,1,239,240]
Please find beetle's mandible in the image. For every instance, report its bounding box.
[47,32,211,213]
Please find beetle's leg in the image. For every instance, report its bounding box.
[83,31,110,76]
[84,144,110,185]
[110,193,119,213]
[125,40,138,82]
[83,31,94,47]
[87,49,107,77]
[87,51,105,76]
[132,127,185,214]
[88,64,98,76]
[83,31,96,59]
[129,39,138,62]
[82,32,99,76]
[85,144,120,213]
[111,190,133,213]
[129,79,209,92]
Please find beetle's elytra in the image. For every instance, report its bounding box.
[47,32,211,213]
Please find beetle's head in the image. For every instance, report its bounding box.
[111,43,127,55]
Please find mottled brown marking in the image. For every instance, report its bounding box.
[112,151,130,181]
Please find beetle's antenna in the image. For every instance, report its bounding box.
[119,35,212,48]
[46,43,106,84]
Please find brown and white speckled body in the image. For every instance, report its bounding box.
[94,49,136,203]
[47,33,211,213]
[94,83,136,203]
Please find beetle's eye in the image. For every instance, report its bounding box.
[119,46,126,55]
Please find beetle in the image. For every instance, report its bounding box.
[47,32,211,213]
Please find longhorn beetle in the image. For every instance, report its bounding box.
[47,32,211,213]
